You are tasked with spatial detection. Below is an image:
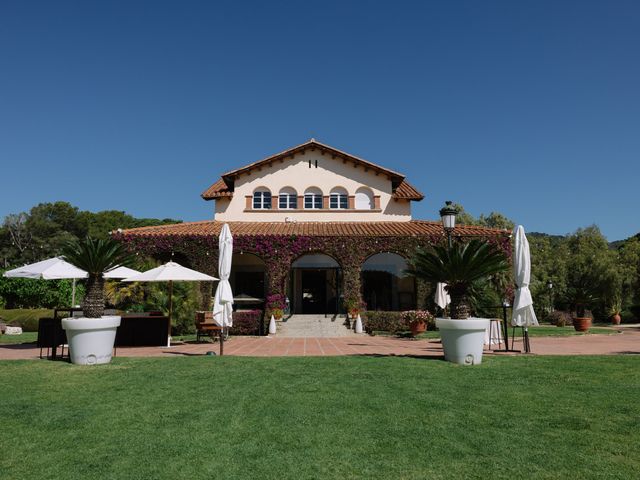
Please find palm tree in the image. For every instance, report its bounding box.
[409,239,508,319]
[62,237,134,318]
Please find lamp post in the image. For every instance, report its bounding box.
[439,201,457,248]
[547,280,554,315]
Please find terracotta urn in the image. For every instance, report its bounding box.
[410,320,427,336]
[572,317,592,332]
[610,314,621,325]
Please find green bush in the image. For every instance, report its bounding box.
[0,309,53,332]
[0,275,83,309]
[362,311,406,334]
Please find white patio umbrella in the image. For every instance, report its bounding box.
[123,261,218,346]
[3,256,88,306]
[212,223,234,329]
[434,282,451,310]
[104,265,141,279]
[511,225,538,352]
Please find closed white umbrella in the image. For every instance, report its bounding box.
[104,265,141,279]
[511,225,538,352]
[434,282,451,310]
[123,261,218,346]
[212,224,234,329]
[3,256,88,306]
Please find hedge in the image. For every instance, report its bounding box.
[361,310,436,334]
[229,310,264,336]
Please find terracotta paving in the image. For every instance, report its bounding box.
[2,326,639,361]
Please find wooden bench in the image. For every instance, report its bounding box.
[195,311,223,343]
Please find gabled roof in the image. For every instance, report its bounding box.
[201,139,424,201]
[119,220,507,238]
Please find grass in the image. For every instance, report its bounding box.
[373,324,617,340]
[0,331,37,344]
[1,355,638,479]
[0,308,54,331]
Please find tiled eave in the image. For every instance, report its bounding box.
[118,220,508,238]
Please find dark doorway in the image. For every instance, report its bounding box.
[301,270,327,314]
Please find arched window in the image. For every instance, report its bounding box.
[278,187,298,209]
[355,187,373,210]
[361,252,415,311]
[304,187,323,209]
[253,188,272,209]
[329,187,348,209]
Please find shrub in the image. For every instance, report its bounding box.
[362,311,405,334]
[230,310,263,336]
[401,310,435,330]
[544,310,573,327]
[630,305,640,321]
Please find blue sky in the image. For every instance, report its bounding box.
[1,1,638,240]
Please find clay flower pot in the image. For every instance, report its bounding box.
[610,314,621,325]
[410,320,427,336]
[572,317,592,332]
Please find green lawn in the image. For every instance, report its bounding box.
[1,356,638,479]
[374,324,617,340]
[0,331,37,344]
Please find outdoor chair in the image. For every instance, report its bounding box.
[37,317,67,360]
[195,311,223,343]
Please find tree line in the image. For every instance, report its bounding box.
[455,205,640,322]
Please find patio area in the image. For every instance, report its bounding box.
[2,326,639,360]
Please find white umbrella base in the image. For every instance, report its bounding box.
[436,318,490,365]
[62,316,120,365]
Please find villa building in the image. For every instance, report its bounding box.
[118,139,509,315]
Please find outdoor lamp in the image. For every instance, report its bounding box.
[439,201,457,247]
[547,280,553,290]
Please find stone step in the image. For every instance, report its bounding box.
[277,314,358,338]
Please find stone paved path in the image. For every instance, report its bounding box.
[2,326,639,360]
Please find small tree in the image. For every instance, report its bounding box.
[62,237,134,318]
[409,240,508,319]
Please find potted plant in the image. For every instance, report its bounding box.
[410,239,508,365]
[607,296,622,325]
[403,310,434,336]
[61,237,134,365]
[567,285,597,332]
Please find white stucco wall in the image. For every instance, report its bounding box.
[213,150,413,222]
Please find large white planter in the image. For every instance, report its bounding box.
[436,318,490,365]
[61,316,120,365]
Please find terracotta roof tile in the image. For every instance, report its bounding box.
[201,179,233,199]
[392,180,424,200]
[120,220,508,238]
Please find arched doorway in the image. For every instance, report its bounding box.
[230,253,266,304]
[361,253,415,311]
[290,253,341,314]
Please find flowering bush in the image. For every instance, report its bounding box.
[266,293,286,319]
[345,298,367,317]
[401,310,435,329]
[230,310,264,335]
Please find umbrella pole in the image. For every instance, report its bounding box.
[71,278,76,307]
[167,280,173,347]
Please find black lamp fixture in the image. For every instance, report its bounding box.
[439,201,458,247]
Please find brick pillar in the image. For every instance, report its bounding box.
[245,196,252,209]
[297,195,304,209]
[272,195,279,210]
[348,195,355,209]
[322,195,330,209]
[374,195,381,210]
